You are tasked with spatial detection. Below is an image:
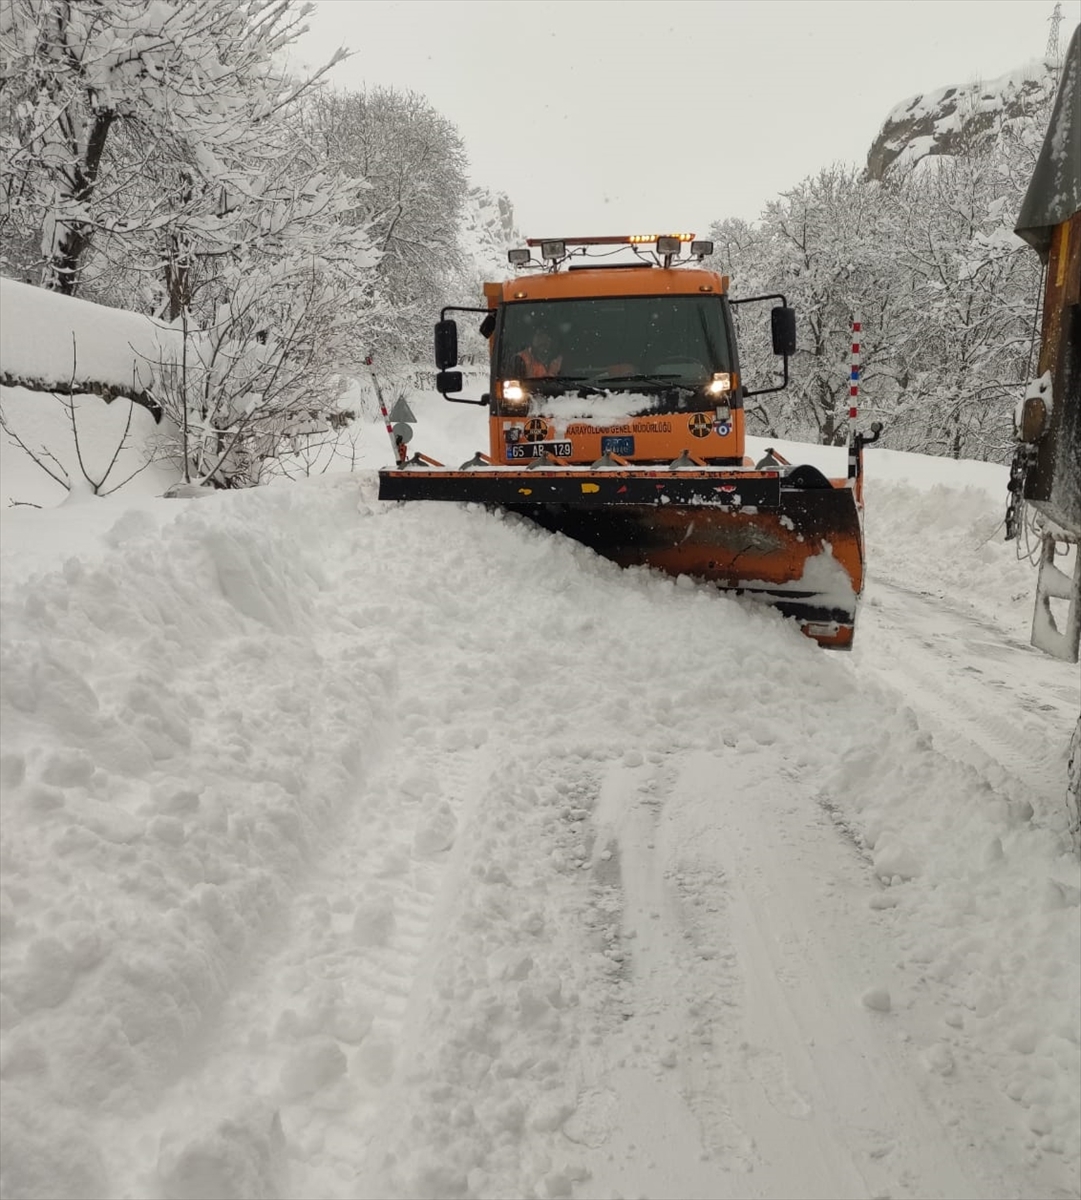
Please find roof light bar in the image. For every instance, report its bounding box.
[629,233,695,245]
[525,233,697,248]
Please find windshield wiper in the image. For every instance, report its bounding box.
[595,373,699,394]
[540,375,610,396]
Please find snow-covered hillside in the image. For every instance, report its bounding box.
[1,355,1079,1200]
[866,54,1060,179]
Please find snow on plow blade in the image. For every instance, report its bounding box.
[378,466,865,648]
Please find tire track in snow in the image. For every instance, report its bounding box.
[827,577,1081,1197]
[574,747,1041,1200]
[344,753,623,1200]
[861,578,1079,828]
[575,756,765,1197]
[108,689,498,1199]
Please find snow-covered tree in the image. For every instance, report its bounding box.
[706,73,1052,462]
[883,106,1047,460]
[301,85,469,361]
[705,216,782,437]
[1,0,345,293]
[710,168,900,446]
[0,0,388,488]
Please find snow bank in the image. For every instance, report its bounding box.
[0,480,395,1195]
[865,463,1037,641]
[0,278,185,509]
[0,385,177,509]
[0,277,178,397]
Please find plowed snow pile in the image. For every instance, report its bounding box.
[1,393,1079,1198]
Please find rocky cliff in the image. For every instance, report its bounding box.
[866,58,1061,179]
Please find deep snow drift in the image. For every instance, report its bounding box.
[1,369,1079,1199]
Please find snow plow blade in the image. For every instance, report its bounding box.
[379,465,864,648]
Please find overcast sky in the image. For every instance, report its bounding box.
[294,0,1065,240]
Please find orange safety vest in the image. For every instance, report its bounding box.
[516,348,563,379]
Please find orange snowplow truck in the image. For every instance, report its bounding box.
[378,233,882,648]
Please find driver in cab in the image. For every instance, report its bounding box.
[513,329,563,379]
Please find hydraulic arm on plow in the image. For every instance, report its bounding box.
[378,233,882,648]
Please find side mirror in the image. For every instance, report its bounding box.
[435,319,459,369]
[478,311,497,339]
[771,306,796,357]
[436,369,463,395]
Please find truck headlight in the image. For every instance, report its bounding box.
[499,380,530,414]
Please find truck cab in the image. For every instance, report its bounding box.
[483,265,747,467]
[434,234,795,472]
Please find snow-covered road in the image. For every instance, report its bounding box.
[1,417,1079,1199]
[863,576,1078,805]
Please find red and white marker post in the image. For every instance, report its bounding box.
[846,316,862,498]
[367,355,407,465]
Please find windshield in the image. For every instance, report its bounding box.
[496,295,732,404]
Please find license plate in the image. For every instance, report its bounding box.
[507,441,572,459]
[601,436,635,456]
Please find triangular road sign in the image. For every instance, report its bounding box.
[389,396,416,423]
